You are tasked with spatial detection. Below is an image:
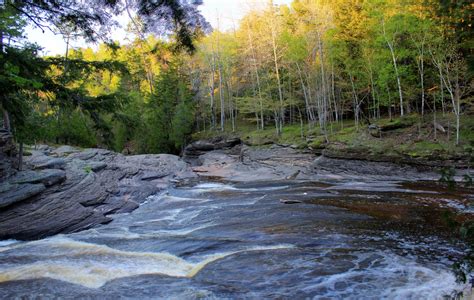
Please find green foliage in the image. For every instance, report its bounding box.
[171,99,195,151]
[83,166,93,174]
[140,65,195,154]
[1,0,472,160]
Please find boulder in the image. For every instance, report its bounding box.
[368,124,381,138]
[34,144,52,152]
[183,137,241,163]
[51,145,80,157]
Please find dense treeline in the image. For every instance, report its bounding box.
[25,42,196,154]
[1,0,472,155]
[0,0,204,154]
[193,0,473,145]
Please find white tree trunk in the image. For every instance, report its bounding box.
[296,62,315,123]
[383,20,404,116]
[270,12,284,134]
[246,24,265,130]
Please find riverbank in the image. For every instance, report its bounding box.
[193,113,474,169]
[0,136,472,241]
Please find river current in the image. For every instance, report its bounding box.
[0,179,470,299]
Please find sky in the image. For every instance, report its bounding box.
[26,0,292,56]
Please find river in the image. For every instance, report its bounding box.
[0,178,470,299]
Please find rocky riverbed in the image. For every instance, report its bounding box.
[1,139,474,298]
[0,138,471,241]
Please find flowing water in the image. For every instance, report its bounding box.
[0,179,470,299]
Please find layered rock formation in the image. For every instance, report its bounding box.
[0,138,454,241]
[0,146,196,240]
[185,139,440,182]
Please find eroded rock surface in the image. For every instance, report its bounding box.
[0,146,196,240]
[188,140,441,182]
[0,138,453,240]
[183,136,241,164]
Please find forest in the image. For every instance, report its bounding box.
[1,0,473,156]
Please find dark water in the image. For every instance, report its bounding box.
[0,179,470,299]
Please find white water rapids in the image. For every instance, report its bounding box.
[0,181,470,299]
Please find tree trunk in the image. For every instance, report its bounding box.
[125,0,154,93]
[387,86,392,121]
[316,31,328,137]
[439,64,445,115]
[438,57,461,145]
[209,75,216,129]
[420,51,425,117]
[225,77,236,132]
[298,108,304,140]
[3,109,10,132]
[383,20,404,116]
[433,93,437,141]
[18,142,23,171]
[368,65,377,120]
[296,62,314,123]
[331,64,339,123]
[246,25,265,130]
[270,14,284,134]
[218,63,225,131]
[349,73,360,129]
[454,79,461,145]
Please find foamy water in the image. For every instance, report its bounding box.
[0,237,293,288]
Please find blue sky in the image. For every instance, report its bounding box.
[26,0,292,56]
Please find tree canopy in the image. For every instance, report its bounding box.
[0,0,472,154]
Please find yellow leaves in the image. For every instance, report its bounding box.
[140,80,152,95]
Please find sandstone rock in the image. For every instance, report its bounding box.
[88,162,107,172]
[97,196,140,215]
[140,171,170,181]
[183,137,241,163]
[0,145,196,240]
[0,183,46,209]
[194,145,313,182]
[368,124,381,138]
[11,169,66,186]
[51,145,80,157]
[29,154,66,170]
[68,173,109,206]
[34,144,52,152]
[0,197,111,240]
